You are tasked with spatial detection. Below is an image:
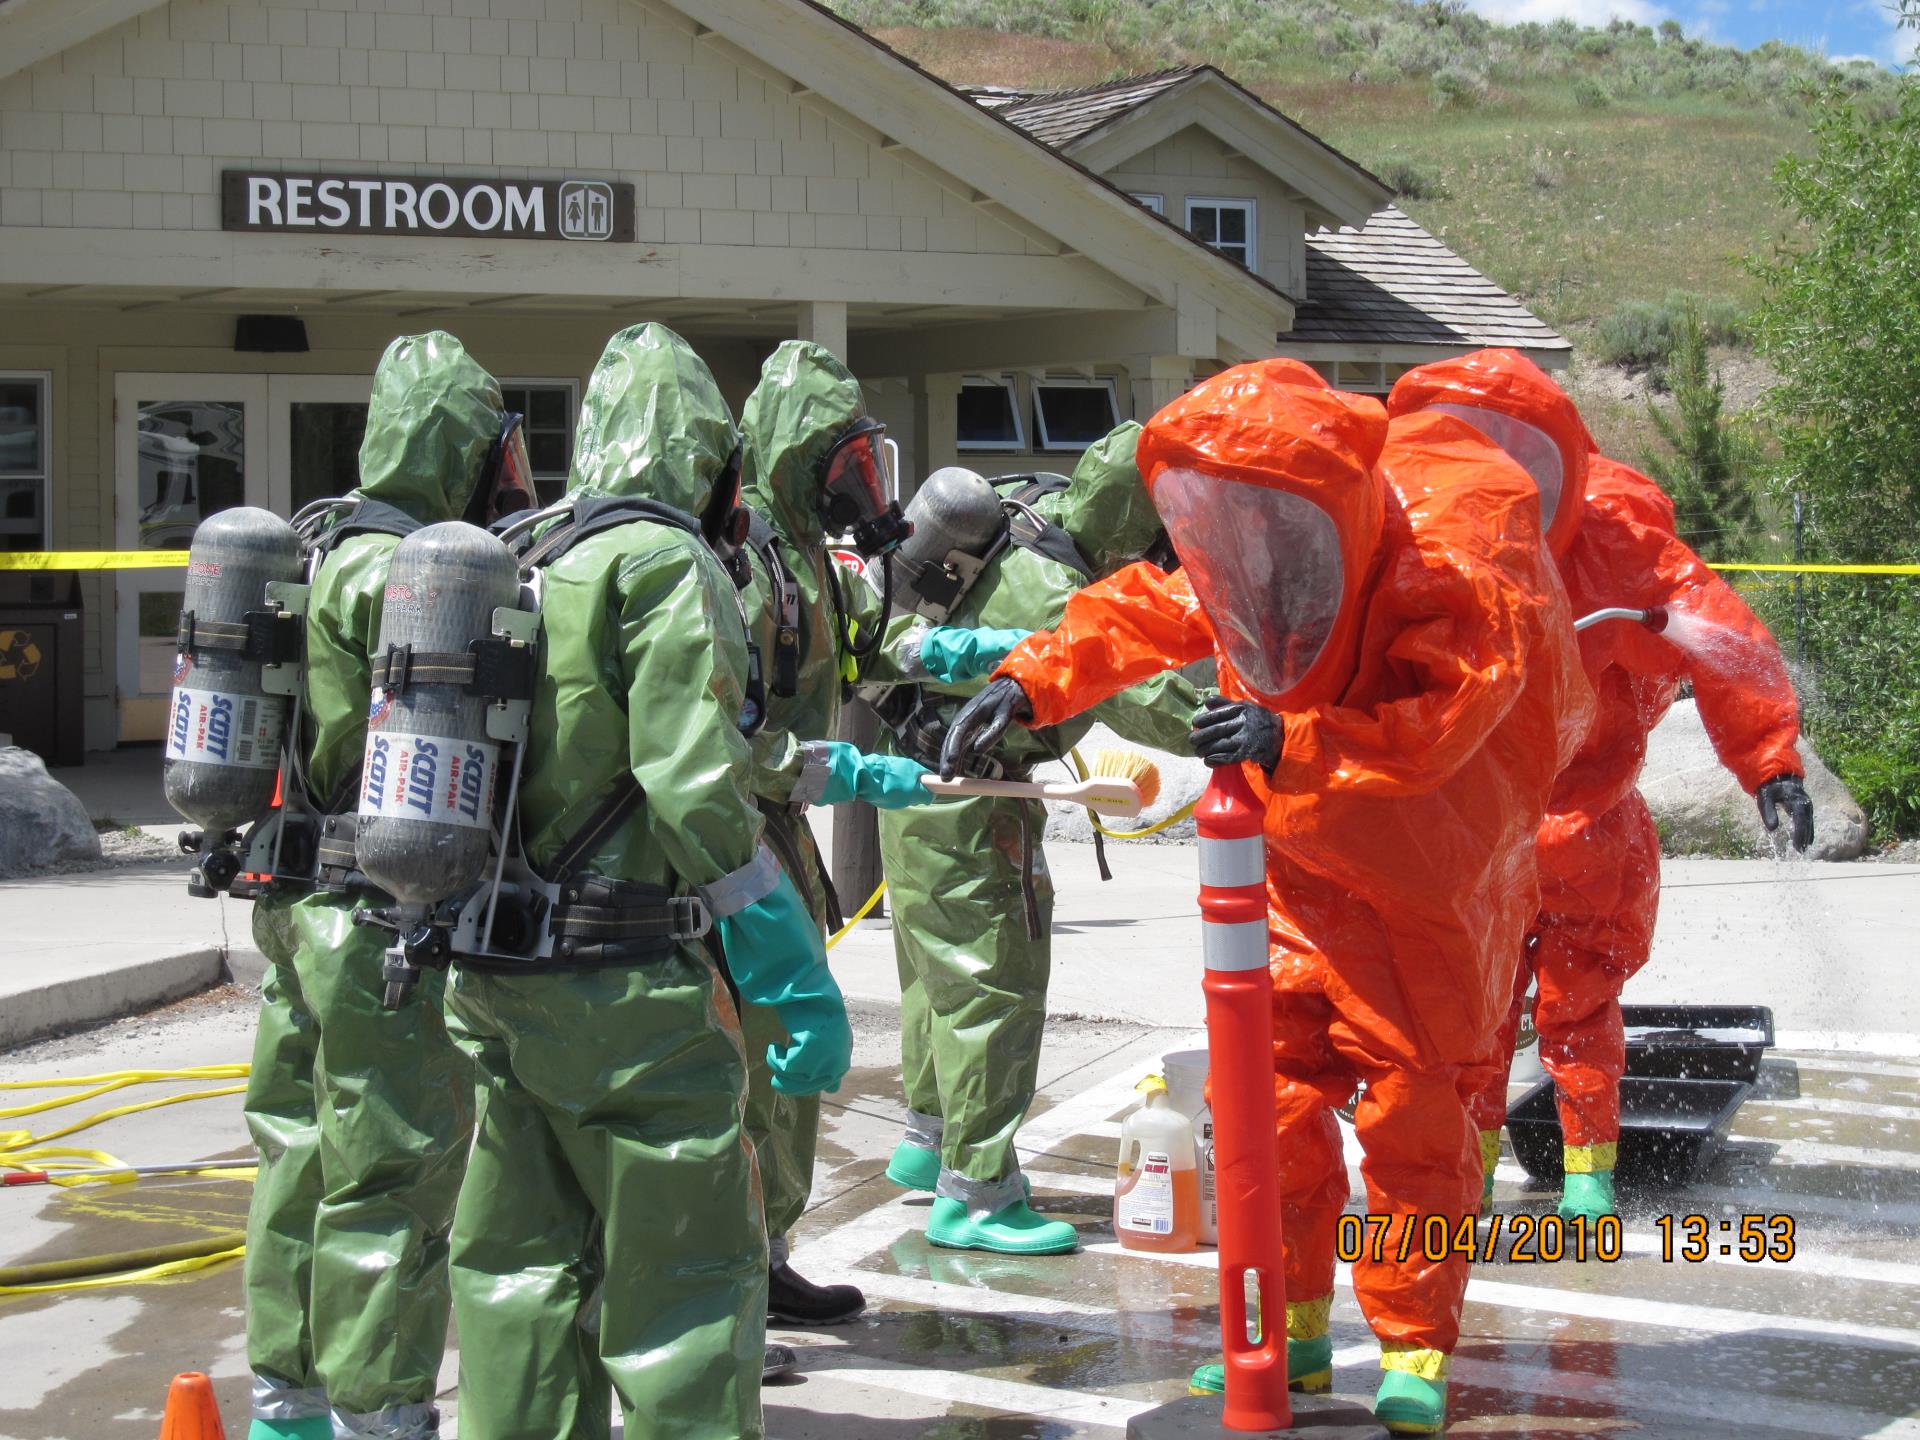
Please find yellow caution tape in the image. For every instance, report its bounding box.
[1707,562,1920,575]
[4,551,1913,577]
[0,551,189,571]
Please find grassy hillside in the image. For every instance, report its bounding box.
[832,3,1897,348]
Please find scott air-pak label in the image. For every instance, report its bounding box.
[358,727,499,830]
[164,684,283,769]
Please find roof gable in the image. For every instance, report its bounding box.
[996,66,1389,231]
[674,0,1294,357]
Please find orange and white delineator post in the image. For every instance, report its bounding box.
[1195,761,1291,1431]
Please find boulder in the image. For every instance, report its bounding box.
[1640,699,1869,861]
[0,746,102,878]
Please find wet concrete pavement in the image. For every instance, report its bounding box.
[4,985,1920,1440]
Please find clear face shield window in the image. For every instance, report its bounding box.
[819,416,910,556]
[472,413,535,528]
[1427,403,1565,531]
[1152,466,1344,704]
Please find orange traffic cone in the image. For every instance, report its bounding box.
[158,1372,225,1440]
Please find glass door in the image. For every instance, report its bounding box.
[113,374,372,743]
[115,375,267,741]
[269,374,372,517]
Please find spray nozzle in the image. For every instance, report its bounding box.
[1643,605,1669,633]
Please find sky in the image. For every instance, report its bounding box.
[1463,0,1917,66]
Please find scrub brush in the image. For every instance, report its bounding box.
[1082,748,1162,810]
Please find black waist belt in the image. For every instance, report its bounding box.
[876,685,1027,782]
[314,812,370,892]
[459,874,708,974]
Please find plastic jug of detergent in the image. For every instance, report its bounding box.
[1115,1075,1201,1252]
[1162,1048,1217,1245]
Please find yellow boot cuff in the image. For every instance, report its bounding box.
[1478,1129,1502,1177]
[1563,1141,1618,1175]
[1379,1345,1450,1382]
[1287,1295,1333,1341]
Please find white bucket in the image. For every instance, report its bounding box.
[1162,1048,1217,1245]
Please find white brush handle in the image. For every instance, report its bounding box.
[922,775,1144,817]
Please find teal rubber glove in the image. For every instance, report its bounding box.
[717,869,852,1095]
[918,625,1032,684]
[817,741,935,809]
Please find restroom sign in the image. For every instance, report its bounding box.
[221,171,635,242]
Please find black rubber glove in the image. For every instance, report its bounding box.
[938,677,1033,779]
[1756,773,1814,852]
[1189,695,1281,770]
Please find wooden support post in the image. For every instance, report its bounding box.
[832,698,885,920]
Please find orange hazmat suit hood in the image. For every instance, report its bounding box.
[1139,358,1388,710]
[1387,348,1592,558]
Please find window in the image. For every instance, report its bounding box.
[1032,378,1121,452]
[1130,192,1165,215]
[956,375,1024,452]
[0,373,50,551]
[500,378,579,505]
[1334,360,1388,394]
[1185,197,1256,268]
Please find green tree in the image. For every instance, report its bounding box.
[1640,305,1763,561]
[1750,74,1920,835]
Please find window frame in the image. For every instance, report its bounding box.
[498,375,580,501]
[1184,195,1258,268]
[0,370,53,550]
[1030,376,1122,453]
[955,373,1026,453]
[1129,191,1165,216]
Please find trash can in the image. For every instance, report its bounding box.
[0,571,84,767]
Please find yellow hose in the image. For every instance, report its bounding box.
[2,1068,251,1187]
[826,881,887,950]
[0,1234,246,1295]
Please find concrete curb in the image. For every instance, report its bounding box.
[226,944,267,991]
[0,947,229,1050]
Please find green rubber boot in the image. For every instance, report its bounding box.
[1188,1334,1334,1397]
[245,1419,332,1440]
[1375,1371,1448,1435]
[926,1195,1077,1255]
[885,1140,939,1192]
[1558,1169,1616,1221]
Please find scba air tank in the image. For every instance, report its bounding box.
[163,506,300,834]
[893,466,1007,622]
[354,521,520,910]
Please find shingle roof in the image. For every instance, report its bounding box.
[972,69,1568,357]
[1294,207,1569,353]
[985,68,1202,149]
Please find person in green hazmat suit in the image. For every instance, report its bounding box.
[736,339,1032,1321]
[443,322,852,1440]
[243,331,530,1440]
[866,424,1203,1255]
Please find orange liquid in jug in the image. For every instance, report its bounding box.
[1115,1158,1201,1253]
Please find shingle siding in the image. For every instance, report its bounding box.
[0,0,1037,256]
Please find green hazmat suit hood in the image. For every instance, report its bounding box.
[356,331,503,523]
[570,322,739,515]
[1045,421,1159,576]
[740,340,866,544]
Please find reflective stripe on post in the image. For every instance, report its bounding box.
[1194,761,1291,1432]
[1202,918,1269,972]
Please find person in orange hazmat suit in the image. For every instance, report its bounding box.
[940,358,1591,1437]
[1393,352,1813,1225]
